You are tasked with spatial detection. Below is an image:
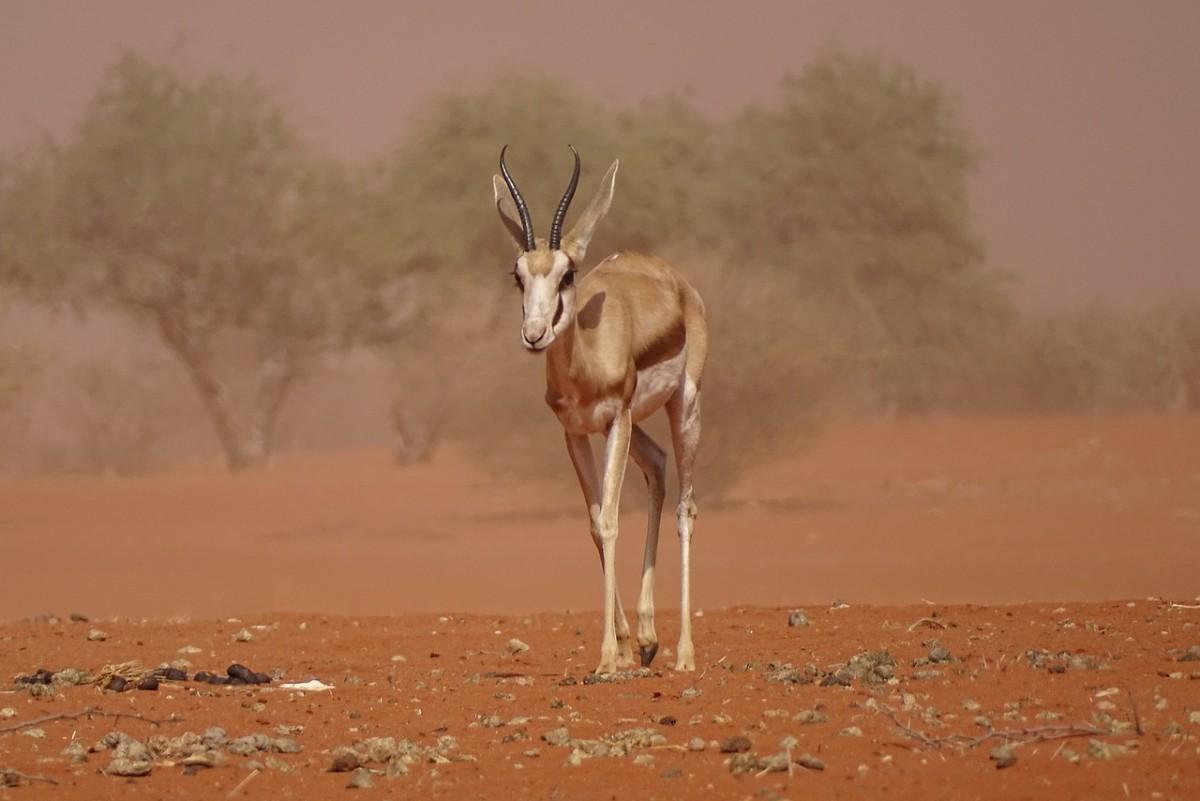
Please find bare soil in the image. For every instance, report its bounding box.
[1,415,1199,799]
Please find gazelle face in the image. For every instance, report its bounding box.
[513,249,576,352]
[494,145,618,353]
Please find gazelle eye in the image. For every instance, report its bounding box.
[559,270,575,290]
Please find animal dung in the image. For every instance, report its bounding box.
[190,664,272,686]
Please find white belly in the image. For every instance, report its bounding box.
[630,345,687,422]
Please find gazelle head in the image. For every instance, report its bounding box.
[494,146,618,352]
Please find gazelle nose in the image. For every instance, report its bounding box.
[522,326,546,347]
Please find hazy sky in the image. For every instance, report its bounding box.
[3,0,1197,310]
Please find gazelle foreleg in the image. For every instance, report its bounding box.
[565,423,634,672]
[666,380,701,671]
[629,424,666,667]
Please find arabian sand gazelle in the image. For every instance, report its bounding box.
[492,145,707,673]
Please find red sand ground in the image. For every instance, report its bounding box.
[1,415,1199,799]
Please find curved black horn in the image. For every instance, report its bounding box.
[548,145,581,251]
[499,145,535,252]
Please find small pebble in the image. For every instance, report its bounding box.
[87,629,108,642]
[787,610,810,627]
[329,747,361,772]
[346,767,374,789]
[796,753,825,771]
[719,736,752,753]
[233,628,254,642]
[506,638,530,655]
[990,745,1017,769]
[105,758,152,777]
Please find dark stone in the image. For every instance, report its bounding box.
[104,676,128,692]
[658,715,677,726]
[136,676,159,691]
[227,664,255,682]
[17,669,55,685]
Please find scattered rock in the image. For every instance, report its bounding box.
[767,664,818,685]
[87,629,108,642]
[1179,646,1200,662]
[793,708,827,724]
[632,754,655,766]
[0,708,16,719]
[787,610,810,627]
[661,767,683,779]
[506,638,530,655]
[728,752,760,775]
[61,741,88,764]
[929,644,952,663]
[680,686,702,699]
[990,745,1017,769]
[839,726,863,738]
[105,758,152,777]
[687,737,706,752]
[329,747,362,772]
[541,727,571,747]
[719,736,752,753]
[53,667,92,686]
[233,628,254,642]
[796,753,825,771]
[346,767,374,789]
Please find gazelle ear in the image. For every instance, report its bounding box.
[493,174,527,251]
[561,160,618,264]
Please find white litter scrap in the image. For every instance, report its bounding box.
[280,679,335,692]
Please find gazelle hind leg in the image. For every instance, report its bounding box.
[565,429,635,671]
[629,424,667,667]
[666,379,701,672]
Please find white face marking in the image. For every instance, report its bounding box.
[516,251,576,352]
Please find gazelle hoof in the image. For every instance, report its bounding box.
[639,643,659,667]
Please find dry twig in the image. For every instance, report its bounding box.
[0,706,177,735]
[885,710,1108,750]
[907,617,948,632]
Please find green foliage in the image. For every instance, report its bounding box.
[372,74,713,281]
[0,51,410,469]
[719,54,1011,414]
